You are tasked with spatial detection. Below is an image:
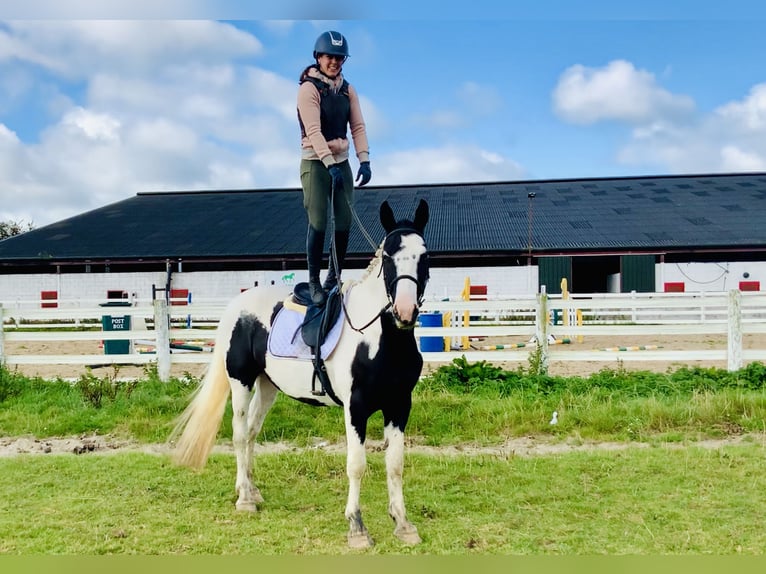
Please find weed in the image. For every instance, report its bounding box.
[75,367,138,408]
[0,364,25,402]
[526,343,546,375]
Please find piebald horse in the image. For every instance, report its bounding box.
[172,199,430,548]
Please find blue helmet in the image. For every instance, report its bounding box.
[313,31,349,59]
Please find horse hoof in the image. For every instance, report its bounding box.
[348,532,374,549]
[395,527,422,545]
[235,501,258,512]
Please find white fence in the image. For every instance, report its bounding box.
[2,290,766,381]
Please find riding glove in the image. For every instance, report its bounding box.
[356,161,372,186]
[328,164,344,192]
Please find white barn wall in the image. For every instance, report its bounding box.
[2,261,765,306]
[0,266,536,305]
[656,261,766,292]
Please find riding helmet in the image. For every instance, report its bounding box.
[313,31,349,59]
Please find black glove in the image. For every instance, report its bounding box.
[356,161,371,186]
[328,164,344,192]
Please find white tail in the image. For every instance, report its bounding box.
[171,341,230,469]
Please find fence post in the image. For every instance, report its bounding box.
[154,298,171,382]
[0,304,5,363]
[727,289,742,372]
[535,292,549,374]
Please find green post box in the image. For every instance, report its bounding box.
[100,301,132,355]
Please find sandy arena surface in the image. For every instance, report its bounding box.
[4,332,766,380]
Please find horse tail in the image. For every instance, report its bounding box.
[171,336,231,469]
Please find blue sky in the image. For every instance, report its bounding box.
[1,2,766,226]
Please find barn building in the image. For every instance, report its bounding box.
[1,171,765,305]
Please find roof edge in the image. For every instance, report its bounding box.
[135,170,766,198]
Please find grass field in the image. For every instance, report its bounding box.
[1,444,766,554]
[1,359,766,554]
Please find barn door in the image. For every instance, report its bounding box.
[621,254,656,293]
[538,256,572,295]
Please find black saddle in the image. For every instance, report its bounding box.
[291,282,343,403]
[292,282,342,349]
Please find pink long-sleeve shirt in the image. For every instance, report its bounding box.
[297,68,370,168]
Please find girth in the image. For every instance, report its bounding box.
[291,282,343,405]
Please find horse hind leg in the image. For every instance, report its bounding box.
[344,410,374,548]
[384,423,421,545]
[244,376,279,506]
[231,375,278,512]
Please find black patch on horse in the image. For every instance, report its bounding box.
[226,313,268,391]
[348,314,423,443]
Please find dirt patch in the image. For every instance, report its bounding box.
[1,433,763,459]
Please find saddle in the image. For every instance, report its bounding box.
[291,282,343,402]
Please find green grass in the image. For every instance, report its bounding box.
[2,360,766,554]
[1,445,765,554]
[2,361,766,445]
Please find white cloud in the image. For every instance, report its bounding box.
[61,107,121,142]
[4,20,261,79]
[374,145,525,186]
[715,83,766,132]
[245,67,301,120]
[0,1,223,18]
[553,59,695,125]
[0,20,528,229]
[617,82,766,174]
[0,122,20,145]
[355,94,387,140]
[720,145,766,171]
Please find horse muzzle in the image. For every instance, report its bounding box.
[392,304,420,330]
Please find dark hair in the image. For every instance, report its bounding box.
[299,64,318,83]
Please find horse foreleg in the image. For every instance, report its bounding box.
[231,380,259,512]
[384,423,421,545]
[344,412,374,548]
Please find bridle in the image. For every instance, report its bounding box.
[342,227,428,334]
[327,180,428,333]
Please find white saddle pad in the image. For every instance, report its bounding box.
[267,304,344,360]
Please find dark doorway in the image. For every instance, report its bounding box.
[571,255,620,293]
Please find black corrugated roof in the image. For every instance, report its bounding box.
[2,172,766,263]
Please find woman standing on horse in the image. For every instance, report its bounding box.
[297,30,372,306]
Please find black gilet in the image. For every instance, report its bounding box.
[298,76,351,142]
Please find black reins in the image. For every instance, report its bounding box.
[340,233,427,334]
[328,182,426,334]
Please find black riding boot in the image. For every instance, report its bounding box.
[323,230,349,292]
[306,226,327,306]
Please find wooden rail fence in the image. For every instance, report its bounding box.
[2,290,766,381]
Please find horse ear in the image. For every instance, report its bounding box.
[413,199,429,233]
[380,201,396,233]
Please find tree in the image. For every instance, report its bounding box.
[0,219,34,240]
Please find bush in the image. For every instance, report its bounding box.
[420,357,766,399]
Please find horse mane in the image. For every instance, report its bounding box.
[343,220,422,291]
[341,241,384,292]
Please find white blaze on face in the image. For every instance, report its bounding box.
[389,234,426,324]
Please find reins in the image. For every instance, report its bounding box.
[328,181,422,334]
